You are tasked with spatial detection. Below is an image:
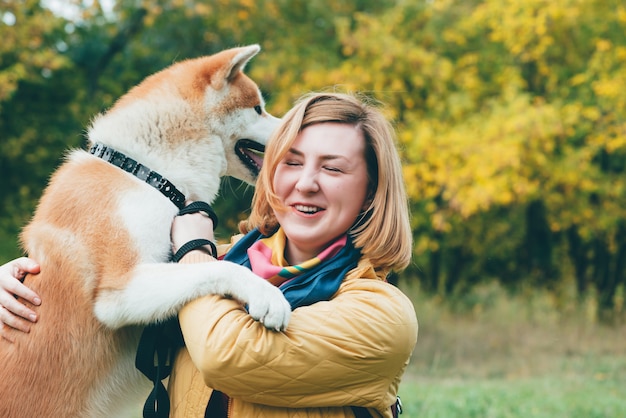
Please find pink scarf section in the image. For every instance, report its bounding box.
[247,228,347,287]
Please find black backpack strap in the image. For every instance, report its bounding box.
[204,390,229,418]
[135,320,182,418]
[392,396,403,417]
[351,396,403,418]
[351,406,372,418]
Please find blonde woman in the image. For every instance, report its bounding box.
[1,92,418,417]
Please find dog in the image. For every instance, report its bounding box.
[0,45,291,417]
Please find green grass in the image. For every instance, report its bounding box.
[397,280,626,418]
[398,374,625,418]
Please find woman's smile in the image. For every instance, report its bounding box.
[292,203,324,215]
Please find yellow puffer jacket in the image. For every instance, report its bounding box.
[168,249,418,418]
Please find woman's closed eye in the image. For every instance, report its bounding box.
[284,160,302,167]
[323,165,343,173]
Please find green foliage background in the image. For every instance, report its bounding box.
[1,0,626,317]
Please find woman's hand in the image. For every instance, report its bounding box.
[171,202,216,254]
[0,257,41,338]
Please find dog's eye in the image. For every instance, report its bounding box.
[254,105,262,115]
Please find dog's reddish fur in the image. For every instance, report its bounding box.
[1,161,144,416]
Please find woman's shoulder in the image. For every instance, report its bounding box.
[340,258,417,322]
[345,258,411,293]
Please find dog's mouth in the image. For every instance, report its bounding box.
[235,139,265,176]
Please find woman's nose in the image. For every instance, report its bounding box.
[295,168,320,193]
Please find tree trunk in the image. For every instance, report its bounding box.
[567,225,588,297]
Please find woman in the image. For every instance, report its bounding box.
[0,92,417,417]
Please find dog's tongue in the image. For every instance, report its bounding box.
[245,148,264,168]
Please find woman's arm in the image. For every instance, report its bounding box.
[178,273,418,411]
[0,257,41,337]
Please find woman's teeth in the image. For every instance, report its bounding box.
[295,204,320,214]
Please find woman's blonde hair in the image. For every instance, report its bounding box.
[242,92,412,273]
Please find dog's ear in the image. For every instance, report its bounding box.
[226,44,260,81]
[210,44,261,90]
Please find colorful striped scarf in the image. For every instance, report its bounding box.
[223,228,362,310]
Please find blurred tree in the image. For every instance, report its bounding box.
[2,0,625,318]
[0,0,150,260]
[0,0,72,259]
[313,0,626,313]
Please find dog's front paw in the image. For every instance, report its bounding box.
[245,279,291,331]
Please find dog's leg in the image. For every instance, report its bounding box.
[94,260,291,331]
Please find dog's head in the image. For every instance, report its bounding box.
[186,44,280,186]
[95,45,280,202]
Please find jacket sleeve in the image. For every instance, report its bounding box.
[176,256,418,412]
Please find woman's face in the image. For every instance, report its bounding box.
[272,122,370,264]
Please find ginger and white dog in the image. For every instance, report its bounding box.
[0,45,291,417]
